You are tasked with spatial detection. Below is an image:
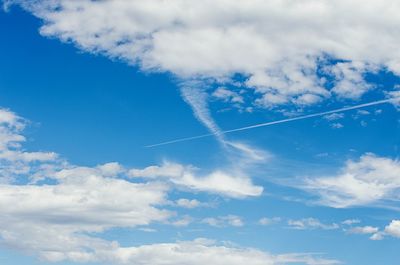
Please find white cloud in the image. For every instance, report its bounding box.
[202,215,244,227]
[179,81,224,138]
[356,110,370,116]
[369,232,384,241]
[365,219,400,240]
[384,220,400,238]
[129,162,263,198]
[0,108,59,183]
[99,239,339,265]
[212,87,244,104]
[3,107,344,265]
[330,123,344,129]
[97,162,124,176]
[341,219,361,225]
[224,141,271,163]
[325,61,374,99]
[176,198,203,209]
[287,218,339,230]
[348,226,379,235]
[388,88,400,108]
[304,153,400,208]
[259,217,282,226]
[342,220,400,241]
[0,172,170,229]
[171,215,193,227]
[323,113,344,121]
[0,107,274,263]
[0,108,22,127]
[0,164,172,262]
[10,0,400,109]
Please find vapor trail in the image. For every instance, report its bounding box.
[145,98,398,148]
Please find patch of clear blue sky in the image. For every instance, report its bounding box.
[0,6,400,265]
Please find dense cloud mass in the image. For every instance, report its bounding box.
[8,0,400,108]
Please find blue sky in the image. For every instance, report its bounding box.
[0,1,400,265]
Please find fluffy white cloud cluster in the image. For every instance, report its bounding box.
[10,0,400,108]
[305,154,400,208]
[347,220,400,241]
[0,108,57,183]
[0,107,338,264]
[0,171,171,261]
[384,220,400,238]
[0,109,171,260]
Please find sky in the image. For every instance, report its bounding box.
[0,1,400,265]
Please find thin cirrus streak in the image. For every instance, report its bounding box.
[145,98,399,148]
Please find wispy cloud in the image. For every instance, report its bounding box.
[146,98,396,148]
[348,226,379,235]
[202,215,244,227]
[288,218,339,230]
[129,161,263,198]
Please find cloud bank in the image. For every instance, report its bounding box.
[9,0,400,109]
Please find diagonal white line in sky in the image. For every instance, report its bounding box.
[145,98,399,148]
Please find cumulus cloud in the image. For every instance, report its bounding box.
[129,161,263,198]
[0,109,171,259]
[384,220,400,238]
[8,0,400,109]
[0,108,58,183]
[0,173,171,261]
[348,220,400,241]
[304,153,400,208]
[0,107,341,264]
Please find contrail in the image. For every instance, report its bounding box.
[145,98,399,148]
